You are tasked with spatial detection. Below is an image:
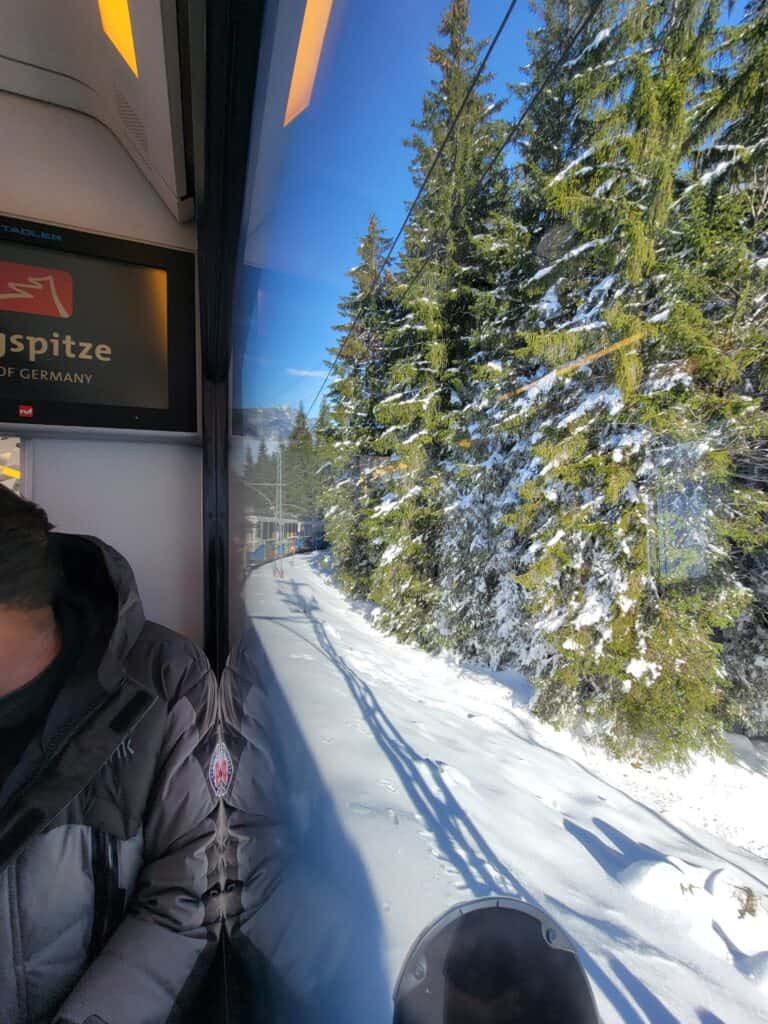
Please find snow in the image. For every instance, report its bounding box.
[558,387,624,427]
[593,175,617,198]
[371,485,422,519]
[564,27,613,68]
[380,542,404,567]
[626,658,661,682]
[700,160,734,186]
[642,362,693,395]
[507,369,559,417]
[677,149,756,204]
[245,557,768,1024]
[537,283,560,320]
[549,148,595,184]
[573,590,611,629]
[526,238,607,284]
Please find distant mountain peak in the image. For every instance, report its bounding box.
[233,405,315,449]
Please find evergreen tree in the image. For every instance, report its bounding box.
[284,404,319,518]
[318,0,767,762]
[368,0,511,648]
[489,0,768,762]
[244,439,277,518]
[322,214,400,596]
[692,0,768,735]
[437,0,609,665]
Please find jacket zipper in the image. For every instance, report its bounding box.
[9,860,28,1020]
[88,829,126,961]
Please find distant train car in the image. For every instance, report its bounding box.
[295,530,326,553]
[247,543,267,569]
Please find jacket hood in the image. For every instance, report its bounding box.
[49,532,147,691]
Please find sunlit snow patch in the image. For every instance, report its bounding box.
[618,858,768,984]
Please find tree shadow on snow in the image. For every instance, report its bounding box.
[563,816,666,879]
[725,733,768,778]
[546,897,681,1024]
[283,579,525,900]
[545,896,671,962]
[609,957,682,1024]
[550,738,768,894]
[310,555,768,898]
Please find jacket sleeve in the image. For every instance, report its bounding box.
[221,637,353,1020]
[54,654,224,1024]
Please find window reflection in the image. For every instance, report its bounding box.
[0,435,21,493]
[226,0,768,1022]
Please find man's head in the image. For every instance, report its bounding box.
[0,488,61,695]
[0,487,55,610]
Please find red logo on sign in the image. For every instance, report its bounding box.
[18,405,34,418]
[0,261,73,318]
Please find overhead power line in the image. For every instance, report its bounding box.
[308,0,606,416]
[396,0,605,313]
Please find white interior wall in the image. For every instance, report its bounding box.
[24,439,203,642]
[0,91,203,645]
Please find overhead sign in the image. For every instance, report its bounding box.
[0,218,195,432]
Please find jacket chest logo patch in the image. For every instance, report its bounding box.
[209,742,234,798]
[111,736,136,762]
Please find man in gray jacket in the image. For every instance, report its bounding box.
[0,488,224,1024]
[220,630,387,1023]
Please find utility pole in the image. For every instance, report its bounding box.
[276,446,284,554]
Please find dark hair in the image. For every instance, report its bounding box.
[0,488,55,609]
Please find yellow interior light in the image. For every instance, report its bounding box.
[98,0,139,77]
[284,0,334,126]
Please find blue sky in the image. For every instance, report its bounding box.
[235,0,538,412]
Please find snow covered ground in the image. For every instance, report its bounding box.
[244,555,768,1024]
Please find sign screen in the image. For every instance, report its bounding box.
[0,242,168,410]
[0,219,195,432]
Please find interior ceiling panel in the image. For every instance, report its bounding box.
[0,0,191,221]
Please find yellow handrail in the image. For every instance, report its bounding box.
[500,330,644,400]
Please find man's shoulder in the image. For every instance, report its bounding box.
[126,620,215,707]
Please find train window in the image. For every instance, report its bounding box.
[225,1,768,1023]
[0,434,21,493]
